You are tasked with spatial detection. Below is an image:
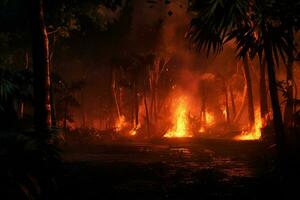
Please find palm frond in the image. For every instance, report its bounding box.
[0,69,18,103]
[186,0,249,56]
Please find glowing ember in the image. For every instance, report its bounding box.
[234,110,265,141]
[115,115,127,132]
[164,97,192,138]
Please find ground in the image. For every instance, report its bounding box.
[53,138,288,199]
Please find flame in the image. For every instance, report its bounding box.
[234,110,266,141]
[164,97,192,138]
[129,124,140,136]
[205,112,215,126]
[199,127,205,133]
[115,115,127,132]
[198,112,215,133]
[222,108,227,119]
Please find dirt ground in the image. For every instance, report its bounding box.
[53,138,293,199]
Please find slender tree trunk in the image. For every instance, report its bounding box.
[118,87,122,115]
[19,49,29,119]
[143,90,150,138]
[63,101,68,130]
[153,87,158,123]
[30,0,51,132]
[229,85,236,118]
[264,35,286,157]
[112,71,121,119]
[199,89,207,127]
[225,85,230,124]
[134,82,139,127]
[234,84,247,123]
[81,89,86,128]
[202,95,207,124]
[260,56,269,119]
[50,34,57,128]
[284,55,294,127]
[243,56,255,128]
[131,88,134,128]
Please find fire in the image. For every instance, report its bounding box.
[164,97,192,138]
[129,124,141,136]
[199,127,205,133]
[198,112,215,133]
[115,115,127,132]
[205,112,215,126]
[234,110,266,141]
[222,108,227,119]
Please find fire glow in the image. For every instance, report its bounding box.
[129,124,140,136]
[164,97,192,138]
[199,112,215,133]
[115,115,127,132]
[234,110,265,141]
[205,112,215,126]
[115,115,140,136]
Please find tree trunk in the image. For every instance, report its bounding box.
[19,49,29,119]
[199,89,207,127]
[229,85,236,118]
[225,85,230,124]
[81,89,86,128]
[134,82,139,127]
[63,101,68,130]
[243,56,255,128]
[30,0,51,132]
[264,36,286,157]
[50,34,57,128]
[284,55,294,127]
[234,84,247,123]
[260,56,269,119]
[143,90,150,138]
[112,71,121,119]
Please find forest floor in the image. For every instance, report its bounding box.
[53,138,297,199]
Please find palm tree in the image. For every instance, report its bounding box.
[29,0,52,132]
[259,55,269,119]
[186,0,299,154]
[283,49,295,127]
[242,55,255,127]
[0,68,33,130]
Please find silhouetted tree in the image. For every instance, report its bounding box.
[186,0,299,157]
[30,0,52,132]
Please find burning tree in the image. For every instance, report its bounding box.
[111,53,173,137]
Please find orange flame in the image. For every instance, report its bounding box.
[199,112,215,133]
[164,97,192,138]
[199,127,205,133]
[129,124,140,136]
[222,108,227,119]
[115,115,127,132]
[205,112,215,126]
[234,110,266,141]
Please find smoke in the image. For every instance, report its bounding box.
[57,0,246,131]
